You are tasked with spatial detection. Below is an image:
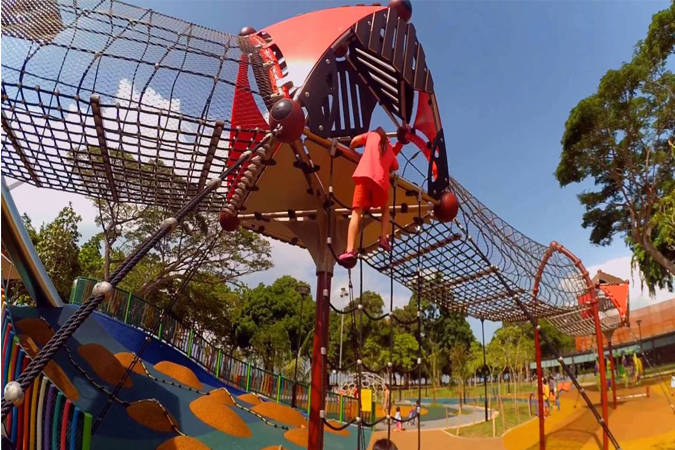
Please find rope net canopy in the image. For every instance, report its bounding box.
[0,0,624,337]
[1,0,273,212]
[362,173,626,334]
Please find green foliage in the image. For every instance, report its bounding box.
[630,178,675,293]
[34,204,82,300]
[236,276,314,371]
[78,234,104,280]
[329,290,385,369]
[556,2,675,290]
[518,320,574,359]
[173,274,243,351]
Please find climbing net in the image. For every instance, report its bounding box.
[1,0,273,212]
[362,172,624,336]
[1,2,625,448]
[0,125,280,419]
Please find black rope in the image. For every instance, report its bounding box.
[356,219,366,450]
[455,220,623,450]
[416,188,423,446]
[92,230,222,434]
[386,175,397,442]
[0,129,279,419]
[481,318,489,422]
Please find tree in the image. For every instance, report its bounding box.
[556,3,675,292]
[92,198,148,280]
[519,320,574,359]
[467,341,485,388]
[236,276,314,371]
[115,208,272,300]
[171,273,243,352]
[34,204,82,300]
[396,292,474,401]
[449,342,471,406]
[78,234,104,280]
[330,291,386,370]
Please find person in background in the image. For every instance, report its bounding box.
[394,406,404,431]
[373,439,399,450]
[542,377,551,416]
[408,400,421,426]
[548,375,556,397]
[383,383,392,416]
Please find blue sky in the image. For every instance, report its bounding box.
[8,0,673,341]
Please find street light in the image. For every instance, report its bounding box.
[339,287,349,371]
[292,284,311,408]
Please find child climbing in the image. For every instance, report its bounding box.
[338,126,409,268]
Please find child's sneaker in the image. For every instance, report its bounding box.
[378,236,392,252]
[337,250,358,269]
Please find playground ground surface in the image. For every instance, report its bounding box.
[368,378,675,450]
[9,305,370,450]
[7,303,674,450]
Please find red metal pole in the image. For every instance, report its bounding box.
[534,325,545,450]
[308,272,331,450]
[608,339,617,409]
[592,301,610,450]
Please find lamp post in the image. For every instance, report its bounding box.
[292,284,311,408]
[339,287,348,372]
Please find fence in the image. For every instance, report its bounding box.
[69,277,367,423]
[2,306,93,450]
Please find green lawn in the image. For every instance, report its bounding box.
[396,382,537,401]
[450,398,534,438]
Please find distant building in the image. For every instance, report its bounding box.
[530,270,675,372]
[575,297,675,366]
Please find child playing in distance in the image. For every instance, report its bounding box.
[394,406,404,431]
[542,378,551,416]
[338,127,407,268]
[408,400,421,426]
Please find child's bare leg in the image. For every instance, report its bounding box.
[346,207,363,253]
[381,204,391,240]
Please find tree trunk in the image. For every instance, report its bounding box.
[104,239,111,280]
[514,370,519,424]
[639,225,675,276]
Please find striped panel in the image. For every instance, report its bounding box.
[3,307,94,450]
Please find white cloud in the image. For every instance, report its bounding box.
[586,255,673,310]
[6,179,100,243]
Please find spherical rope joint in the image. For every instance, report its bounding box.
[207,177,222,189]
[92,281,113,299]
[3,381,24,406]
[160,217,178,232]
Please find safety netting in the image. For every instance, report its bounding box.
[0,0,624,338]
[363,174,623,336]
[1,0,272,212]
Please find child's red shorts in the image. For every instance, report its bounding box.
[352,178,388,210]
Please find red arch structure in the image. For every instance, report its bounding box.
[1,2,627,450]
[531,242,625,450]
